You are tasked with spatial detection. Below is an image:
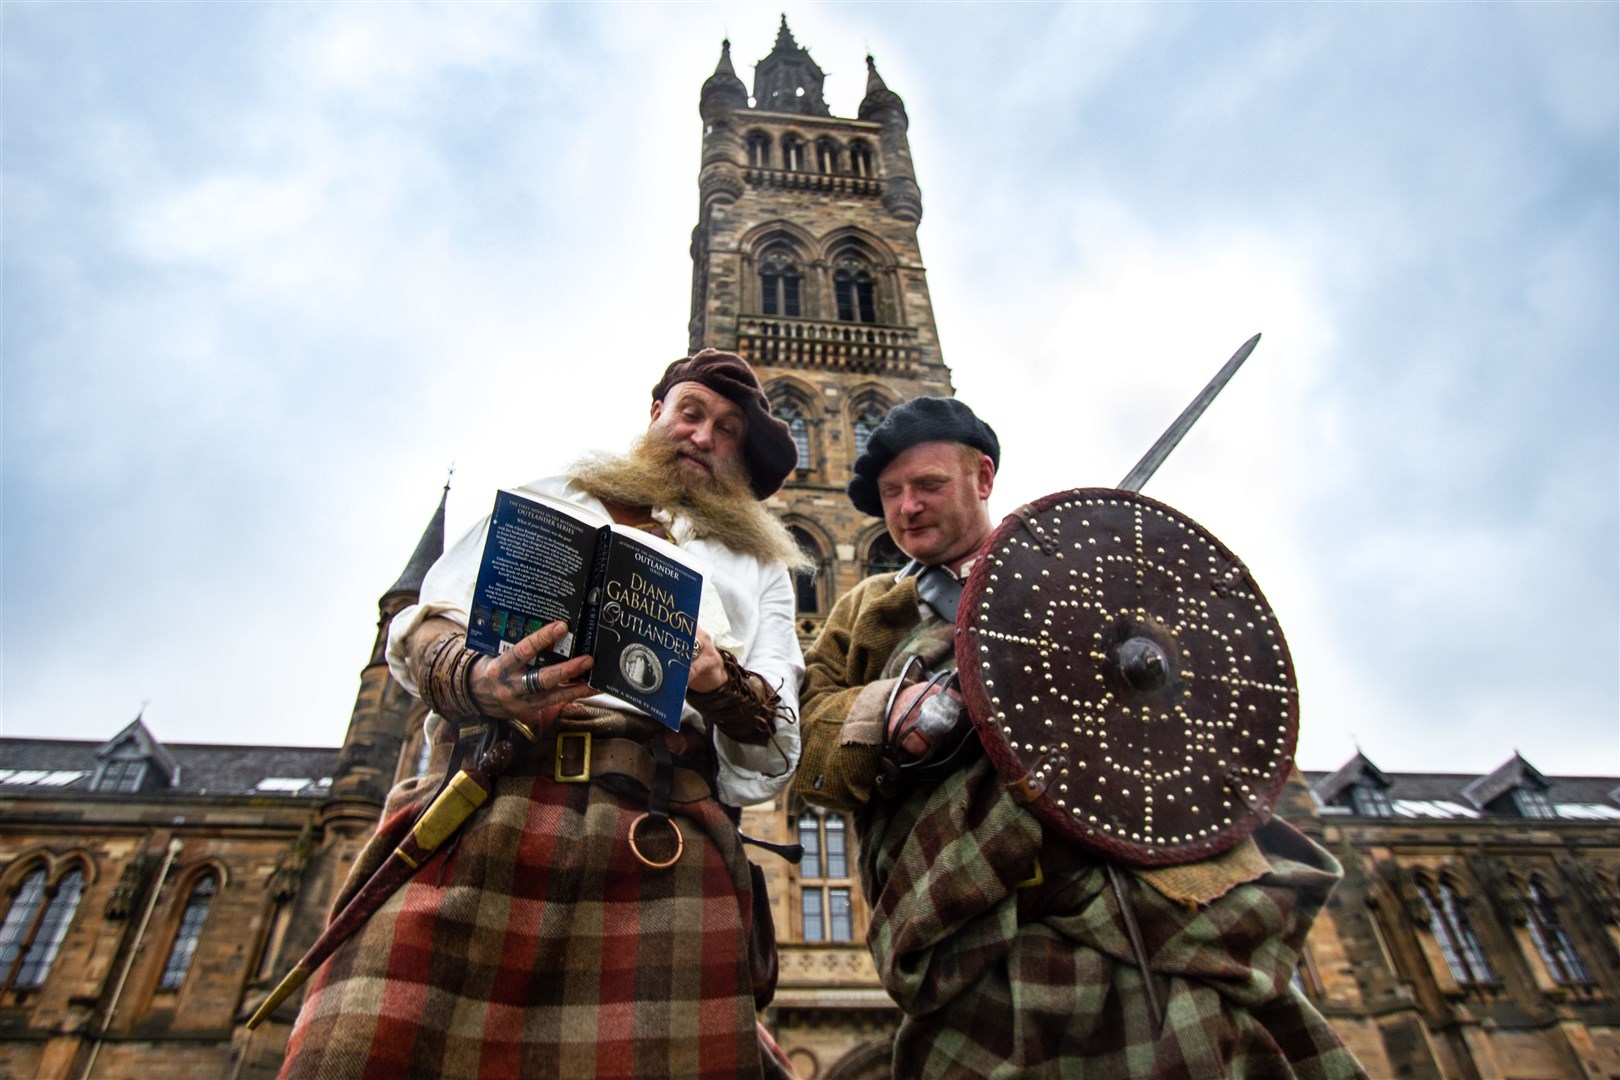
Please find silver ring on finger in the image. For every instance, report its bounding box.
[522,668,543,697]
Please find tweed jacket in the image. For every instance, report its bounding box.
[795,571,1367,1079]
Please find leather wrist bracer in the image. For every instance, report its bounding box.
[689,650,782,745]
[418,632,482,721]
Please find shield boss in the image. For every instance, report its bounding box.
[955,489,1298,867]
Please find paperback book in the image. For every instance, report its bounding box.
[466,488,703,729]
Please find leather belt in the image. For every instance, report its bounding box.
[499,730,714,805]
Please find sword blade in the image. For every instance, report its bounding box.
[1116,332,1262,493]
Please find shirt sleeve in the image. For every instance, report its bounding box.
[384,514,490,696]
[712,563,804,807]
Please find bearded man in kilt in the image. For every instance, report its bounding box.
[279,350,807,1080]
[794,397,1366,1079]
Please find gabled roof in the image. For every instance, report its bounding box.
[1311,752,1393,805]
[1302,762,1618,822]
[1,736,337,799]
[97,716,179,784]
[1460,752,1552,810]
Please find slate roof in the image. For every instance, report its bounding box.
[0,737,337,798]
[1305,758,1620,821]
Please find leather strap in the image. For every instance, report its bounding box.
[898,559,964,623]
[496,731,714,804]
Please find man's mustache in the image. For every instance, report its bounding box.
[677,445,716,470]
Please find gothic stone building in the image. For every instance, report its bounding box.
[3,23,1618,1080]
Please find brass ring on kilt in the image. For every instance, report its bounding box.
[627,813,684,869]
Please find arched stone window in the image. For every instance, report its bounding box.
[160,876,216,990]
[786,526,826,614]
[851,400,887,460]
[766,379,819,478]
[780,134,805,172]
[746,132,772,168]
[815,137,840,174]
[1419,879,1495,987]
[0,864,84,991]
[1525,876,1591,985]
[833,257,877,324]
[777,403,812,473]
[759,249,802,318]
[849,140,874,178]
[797,808,854,942]
[865,533,907,578]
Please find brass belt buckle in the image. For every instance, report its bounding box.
[555,731,592,782]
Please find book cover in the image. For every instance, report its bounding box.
[467,489,602,663]
[581,528,703,729]
[465,488,702,729]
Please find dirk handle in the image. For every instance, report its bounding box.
[245,770,492,1031]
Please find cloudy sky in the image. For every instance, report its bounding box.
[4,2,1615,779]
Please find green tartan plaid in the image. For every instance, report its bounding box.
[861,757,1367,1079]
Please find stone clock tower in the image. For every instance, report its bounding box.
[689,21,951,1077]
[689,18,955,648]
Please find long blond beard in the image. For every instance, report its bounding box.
[569,431,812,572]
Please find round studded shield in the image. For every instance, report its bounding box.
[954,488,1298,867]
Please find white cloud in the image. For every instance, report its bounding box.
[2,3,1613,783]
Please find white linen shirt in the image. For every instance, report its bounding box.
[385,475,804,806]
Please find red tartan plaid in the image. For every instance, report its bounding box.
[279,767,765,1080]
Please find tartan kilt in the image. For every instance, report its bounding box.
[861,757,1367,1080]
[280,736,765,1080]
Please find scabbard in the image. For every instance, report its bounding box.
[246,766,496,1030]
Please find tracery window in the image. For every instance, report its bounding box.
[0,865,84,991]
[1420,880,1495,987]
[865,534,907,578]
[775,399,812,470]
[852,402,887,459]
[797,810,853,942]
[160,876,216,990]
[759,250,802,318]
[1526,876,1590,984]
[833,259,877,323]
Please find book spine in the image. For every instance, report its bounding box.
[572,527,614,660]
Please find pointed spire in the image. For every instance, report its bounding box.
[859,54,906,121]
[385,481,448,599]
[864,54,888,95]
[701,37,748,118]
[752,16,829,116]
[717,37,738,79]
